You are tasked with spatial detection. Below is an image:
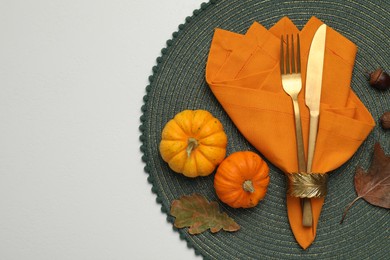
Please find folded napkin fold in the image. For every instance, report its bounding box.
[206,16,375,249]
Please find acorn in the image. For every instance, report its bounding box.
[380,111,390,130]
[369,68,390,90]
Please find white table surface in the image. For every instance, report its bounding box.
[0,1,204,259]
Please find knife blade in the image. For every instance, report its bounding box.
[305,24,327,173]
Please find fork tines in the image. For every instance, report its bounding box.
[280,34,301,74]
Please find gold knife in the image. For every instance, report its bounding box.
[303,24,327,227]
[306,24,327,174]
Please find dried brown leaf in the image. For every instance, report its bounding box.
[170,193,240,234]
[341,142,390,223]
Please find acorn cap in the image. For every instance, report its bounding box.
[369,68,390,90]
[380,111,390,129]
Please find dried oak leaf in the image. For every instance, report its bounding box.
[341,142,390,223]
[170,193,240,234]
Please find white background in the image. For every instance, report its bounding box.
[0,0,204,259]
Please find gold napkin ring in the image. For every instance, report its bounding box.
[286,172,328,198]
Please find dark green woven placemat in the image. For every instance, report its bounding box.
[140,0,390,259]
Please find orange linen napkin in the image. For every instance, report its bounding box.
[205,16,375,249]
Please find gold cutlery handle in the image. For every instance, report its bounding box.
[307,112,319,173]
[292,98,313,227]
[302,199,312,227]
[302,112,319,227]
[292,98,306,172]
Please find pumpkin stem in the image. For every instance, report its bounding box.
[243,180,255,193]
[186,138,198,157]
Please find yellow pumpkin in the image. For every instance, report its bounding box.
[214,151,270,208]
[159,110,228,177]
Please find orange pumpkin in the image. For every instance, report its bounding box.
[214,151,270,208]
[159,110,228,178]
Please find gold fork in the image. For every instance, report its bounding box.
[280,34,312,227]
